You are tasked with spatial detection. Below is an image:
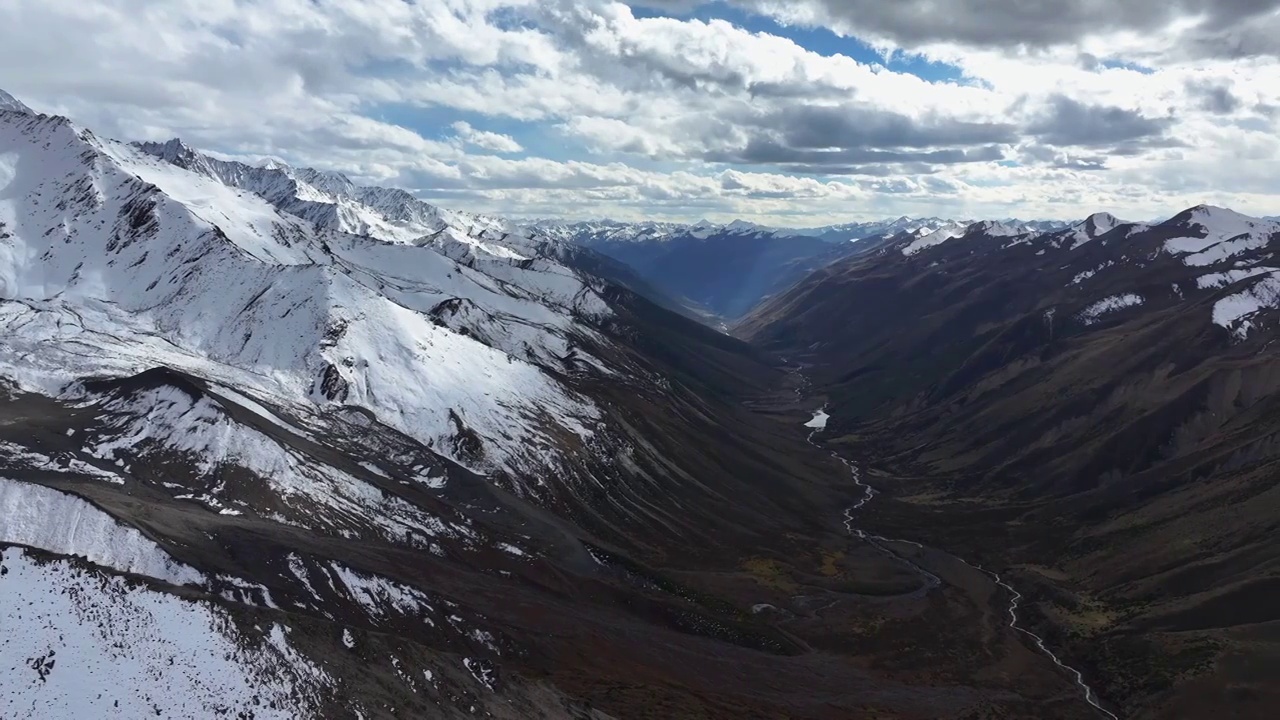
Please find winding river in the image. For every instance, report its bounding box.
[799,389,1119,719]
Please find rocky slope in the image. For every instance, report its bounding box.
[740,206,1280,718]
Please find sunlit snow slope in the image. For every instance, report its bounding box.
[0,94,645,720]
[0,105,613,478]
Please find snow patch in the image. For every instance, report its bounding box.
[0,547,330,719]
[287,553,322,601]
[1212,271,1280,339]
[0,441,122,483]
[463,658,497,691]
[1078,294,1144,325]
[1070,260,1115,286]
[0,477,202,585]
[804,408,829,429]
[1196,266,1278,289]
[214,575,281,609]
[498,542,527,557]
[329,563,435,623]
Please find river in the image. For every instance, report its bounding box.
[798,383,1118,719]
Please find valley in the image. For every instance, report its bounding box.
[797,374,1117,720]
[2,88,1279,720]
[741,210,1280,719]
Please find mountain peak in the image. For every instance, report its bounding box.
[139,137,202,163]
[1057,211,1130,249]
[1168,204,1258,227]
[0,88,34,115]
[969,219,1023,237]
[292,166,356,197]
[1161,205,1276,243]
[1186,203,1235,215]
[1080,212,1123,235]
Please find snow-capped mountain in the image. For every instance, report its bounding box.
[899,220,978,255]
[1056,211,1126,249]
[0,89,31,115]
[138,138,529,257]
[533,216,936,245]
[0,109,613,483]
[747,199,1280,363]
[788,216,964,242]
[0,91,832,718]
[852,204,1280,339]
[897,216,1116,257]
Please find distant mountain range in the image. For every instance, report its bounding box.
[530,216,1068,319]
[530,216,1070,244]
[538,222,842,319]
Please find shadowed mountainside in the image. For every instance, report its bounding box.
[739,208,1280,719]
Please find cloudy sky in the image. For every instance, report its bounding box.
[4,0,1280,225]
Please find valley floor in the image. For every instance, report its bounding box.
[590,369,1121,720]
[821,426,1280,720]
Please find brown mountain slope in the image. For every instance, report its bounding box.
[737,207,1280,719]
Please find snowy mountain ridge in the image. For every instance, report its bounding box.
[0,89,31,115]
[900,214,1137,257]
[0,90,679,718]
[534,215,966,244]
[0,100,612,483]
[138,138,544,263]
[881,202,1280,340]
[532,215,1070,247]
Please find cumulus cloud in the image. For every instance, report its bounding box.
[658,0,1280,58]
[451,121,524,153]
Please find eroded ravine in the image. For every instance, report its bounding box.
[794,369,1119,720]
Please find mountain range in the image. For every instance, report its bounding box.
[3,86,1280,720]
[740,204,1280,717]
[534,216,1069,319]
[0,93,817,718]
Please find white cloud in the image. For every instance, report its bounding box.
[0,0,1277,223]
[450,121,523,153]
